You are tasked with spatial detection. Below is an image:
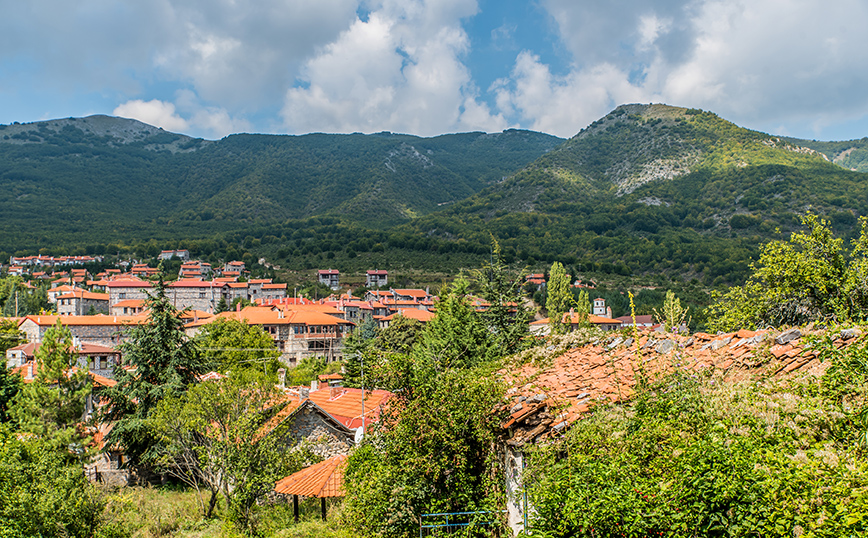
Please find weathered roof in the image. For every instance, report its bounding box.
[19,314,148,327]
[274,454,347,497]
[499,327,861,447]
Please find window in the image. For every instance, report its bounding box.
[199,292,206,298]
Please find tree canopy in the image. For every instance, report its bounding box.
[707,213,868,331]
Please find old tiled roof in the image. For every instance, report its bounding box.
[56,289,110,301]
[274,454,347,498]
[20,314,148,327]
[499,327,862,447]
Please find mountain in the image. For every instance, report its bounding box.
[399,104,867,283]
[1,105,866,291]
[0,116,561,252]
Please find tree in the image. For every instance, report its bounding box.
[412,278,495,380]
[101,278,206,467]
[194,318,279,375]
[473,237,530,355]
[707,214,868,331]
[150,372,306,526]
[0,319,23,422]
[9,320,91,454]
[547,261,571,334]
[214,297,229,314]
[0,424,104,538]
[653,290,691,333]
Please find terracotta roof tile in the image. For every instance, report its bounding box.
[274,455,347,497]
[500,326,865,446]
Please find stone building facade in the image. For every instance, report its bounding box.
[56,290,110,316]
[18,315,147,348]
[280,401,355,459]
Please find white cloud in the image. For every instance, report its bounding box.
[114,99,189,132]
[491,0,868,138]
[114,93,251,138]
[281,0,508,135]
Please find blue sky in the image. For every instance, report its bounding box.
[2,0,868,141]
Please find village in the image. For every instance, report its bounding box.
[3,228,867,538]
[5,249,645,370]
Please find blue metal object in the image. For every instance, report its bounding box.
[419,510,506,537]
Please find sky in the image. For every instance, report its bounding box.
[2,0,868,141]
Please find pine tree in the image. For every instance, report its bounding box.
[473,237,530,355]
[100,278,206,466]
[9,321,91,453]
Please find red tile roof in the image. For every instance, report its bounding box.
[274,454,347,497]
[20,314,149,327]
[56,290,110,301]
[500,327,861,446]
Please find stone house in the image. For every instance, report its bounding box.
[105,280,153,307]
[365,269,388,288]
[18,314,148,348]
[184,306,354,366]
[262,384,392,458]
[6,341,119,380]
[56,289,110,316]
[167,280,226,313]
[318,269,340,290]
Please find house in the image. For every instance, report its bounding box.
[318,269,340,290]
[18,314,148,348]
[262,381,392,458]
[47,284,78,304]
[56,289,110,316]
[105,279,153,307]
[184,307,354,366]
[365,269,388,288]
[224,261,245,274]
[390,288,432,303]
[167,280,226,313]
[6,341,120,379]
[497,326,859,536]
[158,249,190,261]
[110,299,146,316]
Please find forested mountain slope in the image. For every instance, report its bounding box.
[0,116,561,252]
[2,105,867,289]
[400,104,868,283]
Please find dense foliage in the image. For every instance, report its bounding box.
[707,214,868,331]
[342,249,527,536]
[523,333,868,537]
[9,321,91,453]
[193,318,279,375]
[101,279,207,467]
[0,424,105,538]
[150,372,308,528]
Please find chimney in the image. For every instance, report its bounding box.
[236,302,241,312]
[277,368,286,388]
[607,306,613,319]
[310,379,319,392]
[300,387,309,399]
[330,387,344,399]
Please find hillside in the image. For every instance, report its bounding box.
[397,104,868,284]
[0,117,561,253]
[2,105,867,290]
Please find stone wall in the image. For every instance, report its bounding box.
[283,406,353,459]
